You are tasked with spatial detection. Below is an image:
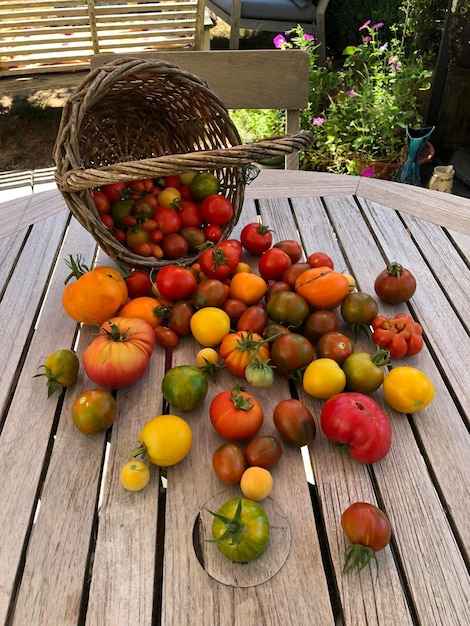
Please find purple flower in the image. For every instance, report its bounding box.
[273,34,286,48]
[372,22,384,29]
[363,35,371,43]
[388,55,402,70]
[359,20,371,31]
[346,89,356,98]
[312,117,325,126]
[304,33,315,41]
[361,167,376,178]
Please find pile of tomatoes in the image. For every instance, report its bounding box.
[91,171,235,260]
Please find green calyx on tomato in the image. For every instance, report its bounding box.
[230,384,255,411]
[245,359,275,388]
[35,349,79,397]
[205,498,270,563]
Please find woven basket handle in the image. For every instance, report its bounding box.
[56,131,313,193]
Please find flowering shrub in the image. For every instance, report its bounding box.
[232,20,433,175]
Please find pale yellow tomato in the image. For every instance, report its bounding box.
[179,172,197,185]
[302,358,346,399]
[120,459,151,491]
[233,262,252,274]
[196,347,219,367]
[240,466,273,500]
[383,366,434,413]
[190,307,231,346]
[157,187,181,207]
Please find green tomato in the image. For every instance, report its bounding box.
[342,349,390,393]
[189,172,220,201]
[245,361,275,388]
[35,349,79,397]
[207,498,270,562]
[162,365,208,411]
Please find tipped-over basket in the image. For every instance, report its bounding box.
[54,57,313,271]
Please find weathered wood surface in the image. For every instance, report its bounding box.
[0,181,469,625]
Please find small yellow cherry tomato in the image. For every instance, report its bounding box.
[190,307,231,346]
[139,414,192,466]
[302,358,346,399]
[233,262,252,274]
[179,172,197,185]
[240,466,273,501]
[196,347,219,367]
[120,459,151,491]
[383,366,434,413]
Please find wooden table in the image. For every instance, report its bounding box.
[0,171,469,625]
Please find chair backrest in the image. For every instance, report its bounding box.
[205,0,330,66]
[90,49,310,169]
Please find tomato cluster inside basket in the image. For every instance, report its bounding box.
[53,57,313,271]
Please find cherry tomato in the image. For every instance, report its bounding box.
[204,224,223,243]
[120,459,151,492]
[270,333,314,375]
[157,186,181,208]
[99,212,114,229]
[302,310,339,344]
[154,326,179,347]
[179,226,207,251]
[199,243,239,280]
[307,251,334,269]
[190,171,220,201]
[72,389,116,435]
[374,262,417,303]
[101,181,127,202]
[273,399,316,447]
[240,466,273,500]
[258,247,292,281]
[154,205,181,235]
[236,305,269,334]
[341,502,391,575]
[223,298,249,326]
[245,435,282,469]
[212,443,246,484]
[175,199,203,228]
[316,331,354,365]
[273,239,303,263]
[168,300,195,336]
[160,233,189,259]
[92,189,111,213]
[128,178,155,196]
[240,222,273,255]
[191,279,230,309]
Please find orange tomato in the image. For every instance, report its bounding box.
[219,330,270,377]
[295,266,349,310]
[118,296,169,328]
[229,272,267,306]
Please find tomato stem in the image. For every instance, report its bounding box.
[205,499,247,547]
[64,254,90,284]
[343,544,379,578]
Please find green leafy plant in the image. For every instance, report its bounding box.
[232,17,433,176]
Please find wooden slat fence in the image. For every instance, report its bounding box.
[0,0,206,76]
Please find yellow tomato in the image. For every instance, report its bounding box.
[343,273,357,292]
[190,307,231,346]
[139,414,192,466]
[240,466,273,501]
[179,172,197,185]
[36,349,79,397]
[196,347,219,367]
[157,187,181,207]
[120,459,151,491]
[233,262,252,274]
[302,358,346,399]
[229,271,268,306]
[383,366,434,413]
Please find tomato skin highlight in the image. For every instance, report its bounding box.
[320,392,392,463]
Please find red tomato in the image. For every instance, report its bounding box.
[156,265,197,301]
[164,175,181,189]
[240,222,273,255]
[258,248,292,281]
[374,262,417,303]
[154,325,179,347]
[99,212,114,229]
[168,300,195,336]
[132,197,157,219]
[307,252,334,269]
[199,243,239,280]
[126,225,150,251]
[265,281,292,302]
[212,442,246,484]
[236,305,269,334]
[154,205,181,235]
[113,228,126,243]
[341,502,392,575]
[273,239,303,263]
[125,270,152,298]
[101,181,127,202]
[302,310,339,344]
[281,262,312,289]
[223,298,249,325]
[270,333,314,375]
[273,399,316,446]
[204,224,223,243]
[210,386,264,441]
[244,435,283,468]
[320,392,392,463]
[191,279,230,309]
[83,317,155,389]
[128,178,155,196]
[176,200,203,228]
[92,189,111,213]
[316,331,354,365]
[200,194,234,225]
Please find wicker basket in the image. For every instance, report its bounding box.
[54,57,313,271]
